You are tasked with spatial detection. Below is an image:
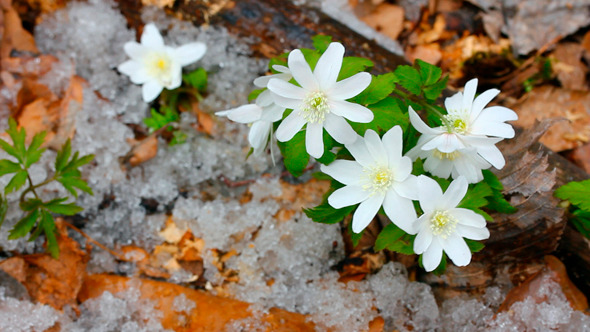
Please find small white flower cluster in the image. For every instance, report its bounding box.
[217,41,517,271]
[118,23,207,103]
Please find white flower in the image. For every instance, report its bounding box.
[268,42,374,159]
[408,78,518,170]
[216,99,284,155]
[407,135,501,183]
[321,126,417,234]
[412,175,490,272]
[216,66,291,154]
[118,23,207,103]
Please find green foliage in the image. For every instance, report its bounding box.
[374,223,415,254]
[555,179,590,240]
[312,35,332,53]
[303,200,355,225]
[350,97,409,137]
[465,238,485,253]
[349,223,364,247]
[338,57,374,80]
[352,73,398,106]
[0,120,93,258]
[248,88,265,102]
[277,130,309,177]
[183,68,208,93]
[418,252,448,276]
[555,179,590,211]
[394,60,448,101]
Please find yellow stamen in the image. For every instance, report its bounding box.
[430,210,457,239]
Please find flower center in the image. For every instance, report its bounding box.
[443,114,468,134]
[145,52,173,85]
[301,91,330,123]
[430,210,458,239]
[432,149,461,160]
[363,166,394,195]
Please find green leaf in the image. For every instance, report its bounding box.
[57,176,93,197]
[55,139,72,173]
[269,53,288,70]
[277,130,310,177]
[0,195,7,230]
[350,97,409,136]
[303,200,355,224]
[0,159,22,177]
[312,35,333,53]
[416,59,442,86]
[555,179,590,211]
[352,73,398,106]
[183,68,208,93]
[5,170,27,194]
[0,139,20,163]
[8,209,39,240]
[486,190,517,214]
[40,210,59,259]
[66,153,94,171]
[45,199,83,216]
[374,223,415,254]
[25,131,47,168]
[465,238,485,253]
[338,57,373,80]
[20,198,43,212]
[6,117,26,163]
[482,170,503,191]
[350,226,364,247]
[571,209,590,239]
[394,65,421,95]
[422,75,448,101]
[459,182,493,210]
[170,130,187,146]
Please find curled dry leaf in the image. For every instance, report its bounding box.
[358,3,405,41]
[125,134,159,167]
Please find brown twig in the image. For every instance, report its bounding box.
[63,221,125,261]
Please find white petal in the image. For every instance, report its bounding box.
[405,136,431,161]
[249,121,271,152]
[124,42,147,60]
[255,90,274,107]
[329,72,371,100]
[271,93,301,109]
[456,224,490,240]
[329,100,373,123]
[439,176,468,209]
[479,106,518,121]
[451,208,487,228]
[413,228,433,254]
[440,233,471,267]
[328,185,370,208]
[422,133,465,153]
[383,191,417,234]
[452,156,482,183]
[275,111,306,142]
[141,23,164,49]
[346,138,374,168]
[288,49,318,90]
[364,130,387,166]
[118,60,150,84]
[272,64,290,74]
[352,194,383,233]
[444,92,463,113]
[461,78,478,113]
[167,61,183,89]
[473,123,515,139]
[268,78,306,100]
[409,107,441,135]
[306,122,324,158]
[260,104,285,122]
[382,125,403,162]
[254,72,292,88]
[476,144,505,169]
[324,114,358,145]
[470,88,499,120]
[142,80,163,102]
[217,104,262,123]
[391,156,412,182]
[314,42,344,90]
[417,175,443,213]
[174,42,207,66]
[422,238,443,272]
[321,160,363,186]
[393,175,418,200]
[424,155,453,179]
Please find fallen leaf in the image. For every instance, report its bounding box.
[498,255,588,312]
[406,43,442,65]
[564,143,590,174]
[551,42,588,91]
[126,135,159,167]
[510,86,590,151]
[0,219,89,310]
[359,3,405,41]
[141,0,174,8]
[0,0,38,64]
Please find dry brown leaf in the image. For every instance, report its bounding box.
[551,42,588,91]
[498,255,588,313]
[0,0,38,64]
[126,135,159,167]
[190,99,216,136]
[406,43,442,65]
[141,0,174,8]
[79,274,319,331]
[46,75,85,150]
[0,219,89,311]
[510,86,590,151]
[359,3,405,41]
[565,143,590,174]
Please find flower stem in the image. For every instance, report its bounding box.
[392,89,453,131]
